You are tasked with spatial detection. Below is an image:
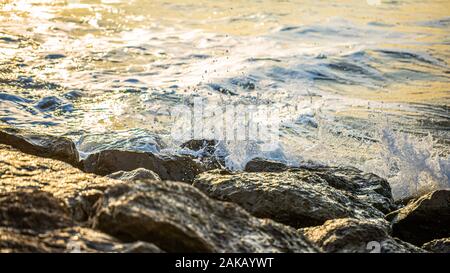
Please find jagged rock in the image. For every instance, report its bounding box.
[193,169,387,228]
[0,144,120,221]
[304,166,395,213]
[0,190,73,231]
[244,158,288,172]
[0,125,79,167]
[301,218,425,253]
[0,227,163,253]
[107,168,161,181]
[243,159,394,214]
[387,190,450,246]
[422,238,450,253]
[82,149,205,182]
[92,180,319,253]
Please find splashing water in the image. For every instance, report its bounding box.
[365,126,450,200]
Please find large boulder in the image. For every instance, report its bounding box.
[300,218,425,253]
[0,190,73,231]
[245,159,394,213]
[193,169,387,228]
[387,190,450,245]
[0,124,79,167]
[0,144,120,221]
[92,180,319,253]
[421,238,450,253]
[0,227,163,253]
[82,149,205,182]
[0,185,161,253]
[304,165,395,214]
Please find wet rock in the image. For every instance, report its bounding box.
[304,165,395,213]
[107,168,161,181]
[242,159,394,213]
[181,139,223,170]
[0,190,73,232]
[82,149,205,182]
[387,190,450,245]
[0,227,163,253]
[0,145,160,253]
[0,125,79,167]
[244,157,288,172]
[92,180,319,253]
[0,144,120,221]
[301,218,425,253]
[181,139,217,154]
[421,238,450,253]
[193,169,387,228]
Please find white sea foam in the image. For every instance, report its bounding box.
[364,126,450,200]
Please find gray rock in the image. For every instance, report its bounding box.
[82,149,205,182]
[421,238,450,253]
[193,169,387,228]
[92,180,319,253]
[387,189,450,245]
[0,125,79,167]
[0,227,163,253]
[301,218,426,253]
[107,168,161,181]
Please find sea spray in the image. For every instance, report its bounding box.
[365,126,450,200]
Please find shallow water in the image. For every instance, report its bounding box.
[0,0,449,198]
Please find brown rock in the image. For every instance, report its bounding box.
[0,190,73,231]
[92,180,319,253]
[193,169,387,228]
[82,149,205,182]
[0,227,163,253]
[0,125,79,167]
[107,168,161,181]
[301,218,426,253]
[244,157,288,172]
[244,159,395,214]
[0,144,120,221]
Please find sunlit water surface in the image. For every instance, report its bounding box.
[1,0,449,198]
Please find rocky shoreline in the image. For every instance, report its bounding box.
[0,124,449,253]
